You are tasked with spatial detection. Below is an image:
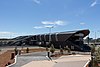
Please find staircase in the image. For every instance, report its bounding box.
[66,40,84,51]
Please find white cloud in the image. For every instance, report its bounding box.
[55,20,65,25]
[44,25,55,28]
[41,20,65,26]
[33,0,40,4]
[34,20,67,29]
[90,0,98,7]
[0,32,16,35]
[80,22,85,25]
[33,26,44,29]
[0,32,18,38]
[42,21,55,25]
[33,25,56,29]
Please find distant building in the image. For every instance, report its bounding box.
[0,39,13,46]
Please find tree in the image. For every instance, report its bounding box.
[60,48,63,55]
[96,47,100,66]
[14,47,18,55]
[67,47,71,54]
[26,47,29,53]
[91,44,98,67]
[50,44,55,54]
[64,46,67,51]
[84,37,93,43]
[64,46,68,54]
[46,46,49,51]
[64,46,71,54]
[96,38,100,42]
[91,44,96,56]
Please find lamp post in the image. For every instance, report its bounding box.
[45,26,54,59]
[46,26,54,44]
[95,31,96,45]
[91,30,100,44]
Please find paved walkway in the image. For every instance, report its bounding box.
[10,52,48,67]
[53,55,90,67]
[22,55,90,67]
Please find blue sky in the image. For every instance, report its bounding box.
[0,0,100,38]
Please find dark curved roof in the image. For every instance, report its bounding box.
[75,29,90,37]
[12,29,90,42]
[50,29,90,41]
[34,29,90,42]
[56,29,89,35]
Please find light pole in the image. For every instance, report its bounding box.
[92,31,100,45]
[95,31,96,45]
[46,26,54,44]
[45,26,54,59]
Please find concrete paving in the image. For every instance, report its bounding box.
[10,56,48,67]
[10,52,49,67]
[54,61,87,67]
[9,51,91,67]
[21,55,90,67]
[53,55,90,67]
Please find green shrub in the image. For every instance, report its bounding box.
[46,47,49,51]
[60,48,63,55]
[50,44,55,54]
[26,47,29,53]
[14,47,18,55]
[67,48,71,54]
